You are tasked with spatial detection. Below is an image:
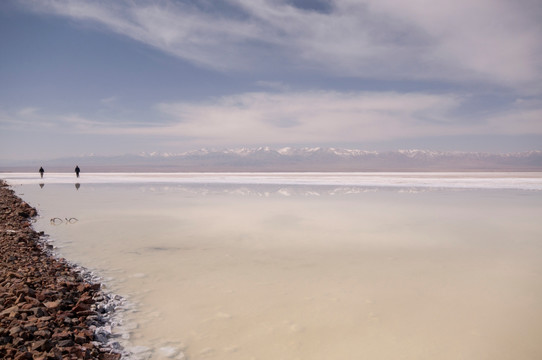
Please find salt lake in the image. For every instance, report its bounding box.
[2,172,542,360]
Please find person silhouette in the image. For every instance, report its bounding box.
[75,165,80,178]
[39,167,44,178]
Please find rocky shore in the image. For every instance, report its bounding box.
[0,180,122,360]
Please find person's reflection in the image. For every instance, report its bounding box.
[75,183,81,191]
[39,183,45,189]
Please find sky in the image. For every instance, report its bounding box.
[1,0,541,162]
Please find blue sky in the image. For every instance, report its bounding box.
[1,0,541,162]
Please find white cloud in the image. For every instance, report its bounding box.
[17,107,40,117]
[23,0,542,90]
[3,91,541,150]
[486,98,542,135]
[150,90,533,147]
[365,0,542,86]
[156,90,542,148]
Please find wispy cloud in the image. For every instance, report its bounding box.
[17,107,40,117]
[151,91,542,147]
[0,107,141,134]
[22,0,542,90]
[3,90,541,150]
[100,96,117,104]
[486,97,542,135]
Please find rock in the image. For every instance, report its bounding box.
[7,271,23,279]
[94,333,108,343]
[76,309,96,316]
[24,296,40,305]
[91,283,101,291]
[32,307,49,318]
[31,339,48,351]
[25,325,38,334]
[51,330,71,340]
[57,338,74,347]
[12,337,25,346]
[72,302,91,313]
[0,305,19,316]
[74,333,87,344]
[99,353,122,360]
[44,300,61,309]
[14,351,33,360]
[34,329,51,338]
[9,326,23,336]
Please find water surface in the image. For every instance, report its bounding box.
[3,173,542,360]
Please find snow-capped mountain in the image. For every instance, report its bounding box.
[3,148,541,172]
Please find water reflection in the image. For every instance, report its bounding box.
[14,181,542,360]
[129,183,520,198]
[39,183,45,189]
[75,183,80,190]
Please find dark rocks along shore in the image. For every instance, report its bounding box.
[0,180,121,360]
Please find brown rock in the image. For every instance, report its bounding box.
[44,300,61,309]
[71,302,91,313]
[37,315,52,322]
[15,293,25,304]
[0,305,19,316]
[7,272,23,279]
[51,330,71,340]
[99,353,121,360]
[21,303,35,310]
[80,329,94,339]
[75,310,95,317]
[57,339,73,347]
[9,325,23,336]
[14,351,33,360]
[32,307,49,318]
[77,294,93,304]
[74,334,87,345]
[31,339,48,351]
[9,310,19,318]
[34,329,52,338]
[12,336,25,346]
[24,296,40,305]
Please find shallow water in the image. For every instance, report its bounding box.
[3,173,542,360]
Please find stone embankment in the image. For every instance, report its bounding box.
[0,180,121,360]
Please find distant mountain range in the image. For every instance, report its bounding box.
[2,148,542,172]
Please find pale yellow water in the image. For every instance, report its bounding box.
[6,174,542,360]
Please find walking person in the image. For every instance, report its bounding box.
[39,167,44,178]
[75,165,80,178]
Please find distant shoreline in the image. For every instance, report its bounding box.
[2,172,541,191]
[2,168,542,173]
